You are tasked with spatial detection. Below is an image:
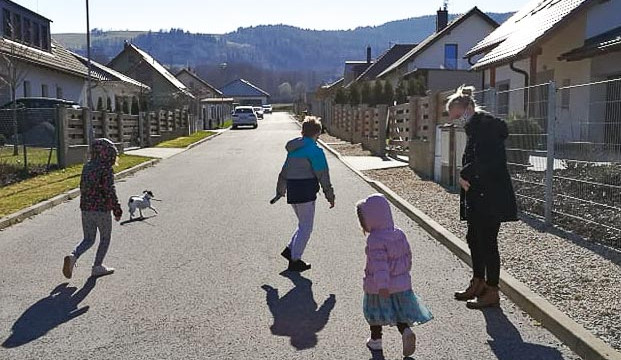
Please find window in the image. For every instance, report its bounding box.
[444,44,458,70]
[497,82,510,116]
[41,25,49,50]
[3,9,12,38]
[561,79,570,109]
[23,18,31,44]
[56,86,63,99]
[33,22,40,47]
[23,81,31,97]
[12,13,21,41]
[41,84,48,97]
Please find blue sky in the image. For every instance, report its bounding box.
[13,0,531,34]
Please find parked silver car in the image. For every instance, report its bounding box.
[232,106,258,129]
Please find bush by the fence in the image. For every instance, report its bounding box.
[506,114,544,165]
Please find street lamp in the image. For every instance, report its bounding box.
[86,0,94,145]
[219,62,227,128]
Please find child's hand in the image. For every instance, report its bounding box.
[328,198,335,209]
[379,288,390,299]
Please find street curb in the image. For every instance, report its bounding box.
[186,129,228,151]
[0,159,160,232]
[303,117,621,360]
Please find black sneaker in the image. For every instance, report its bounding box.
[288,260,311,272]
[280,247,292,261]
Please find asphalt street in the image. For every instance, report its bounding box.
[0,112,579,359]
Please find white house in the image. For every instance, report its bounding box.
[71,52,151,113]
[466,0,621,144]
[0,0,88,105]
[377,6,499,91]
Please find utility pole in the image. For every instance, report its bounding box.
[86,0,94,145]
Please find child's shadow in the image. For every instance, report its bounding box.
[2,277,97,348]
[483,307,565,360]
[261,271,336,350]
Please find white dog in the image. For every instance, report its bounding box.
[128,190,159,219]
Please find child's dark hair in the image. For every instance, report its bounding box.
[302,117,322,138]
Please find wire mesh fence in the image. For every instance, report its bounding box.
[0,108,59,188]
[552,78,621,247]
[474,80,621,248]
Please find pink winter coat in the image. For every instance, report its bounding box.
[360,194,413,295]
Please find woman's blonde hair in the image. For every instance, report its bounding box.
[356,202,369,234]
[446,85,480,112]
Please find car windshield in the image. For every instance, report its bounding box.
[235,108,253,114]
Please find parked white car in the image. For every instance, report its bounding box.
[262,104,273,114]
[232,106,258,129]
[253,106,264,119]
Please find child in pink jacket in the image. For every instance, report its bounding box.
[357,194,432,357]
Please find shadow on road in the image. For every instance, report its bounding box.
[261,271,336,350]
[120,215,156,226]
[2,277,97,348]
[483,307,565,360]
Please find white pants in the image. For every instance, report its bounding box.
[288,201,316,261]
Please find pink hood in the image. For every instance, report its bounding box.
[359,194,413,294]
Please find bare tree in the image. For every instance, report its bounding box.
[0,42,32,159]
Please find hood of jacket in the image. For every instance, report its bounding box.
[466,112,509,141]
[90,138,118,167]
[358,194,395,232]
[285,137,315,153]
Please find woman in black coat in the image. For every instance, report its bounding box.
[447,86,517,309]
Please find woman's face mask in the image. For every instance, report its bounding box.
[450,106,471,127]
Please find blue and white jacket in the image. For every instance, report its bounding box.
[276,137,335,204]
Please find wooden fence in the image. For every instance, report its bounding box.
[58,108,194,167]
[326,90,454,178]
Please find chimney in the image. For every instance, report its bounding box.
[366,46,372,64]
[436,3,448,32]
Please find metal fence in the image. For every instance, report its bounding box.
[474,80,621,248]
[0,108,59,186]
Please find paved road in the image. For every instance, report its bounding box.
[0,113,579,359]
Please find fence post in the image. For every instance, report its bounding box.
[57,107,67,168]
[82,108,91,145]
[544,81,557,226]
[488,87,497,115]
[102,111,109,139]
[117,112,124,145]
[138,112,144,148]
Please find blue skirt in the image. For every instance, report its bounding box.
[363,290,433,327]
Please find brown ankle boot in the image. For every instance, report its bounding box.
[454,278,485,301]
[466,285,500,309]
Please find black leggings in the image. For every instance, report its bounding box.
[466,221,501,287]
[370,323,409,340]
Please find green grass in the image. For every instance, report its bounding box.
[0,154,152,218]
[217,120,233,129]
[156,131,216,148]
[0,146,58,168]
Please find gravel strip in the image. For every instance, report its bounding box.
[319,133,343,144]
[364,166,621,352]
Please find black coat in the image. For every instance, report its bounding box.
[460,112,518,223]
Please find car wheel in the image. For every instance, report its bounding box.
[232,125,237,130]
[253,124,258,129]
